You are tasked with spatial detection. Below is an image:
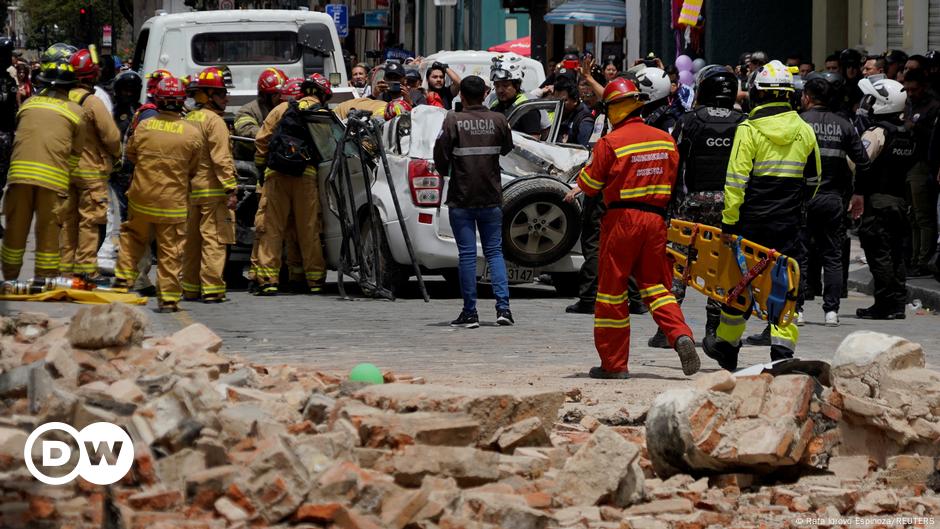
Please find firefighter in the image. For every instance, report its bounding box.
[563,77,699,379]
[2,45,84,280]
[252,73,330,295]
[854,78,915,319]
[0,36,18,240]
[647,65,746,349]
[181,66,238,303]
[111,76,203,312]
[703,60,821,372]
[59,48,121,278]
[234,68,287,159]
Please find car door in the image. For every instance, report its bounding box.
[506,99,564,143]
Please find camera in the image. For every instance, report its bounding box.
[389,82,402,95]
[643,58,658,67]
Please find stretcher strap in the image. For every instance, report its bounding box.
[726,238,776,318]
[766,255,792,326]
[681,223,700,284]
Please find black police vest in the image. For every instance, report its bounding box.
[870,120,916,197]
[683,106,745,192]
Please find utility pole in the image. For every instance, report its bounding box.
[453,0,463,51]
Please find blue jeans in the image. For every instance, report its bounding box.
[449,206,510,313]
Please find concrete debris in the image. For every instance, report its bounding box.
[1,306,940,529]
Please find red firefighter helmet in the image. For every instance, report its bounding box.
[258,67,288,95]
[69,49,100,82]
[384,98,412,121]
[146,69,174,96]
[302,73,333,101]
[279,78,304,102]
[602,77,646,125]
[190,66,234,91]
[153,76,187,110]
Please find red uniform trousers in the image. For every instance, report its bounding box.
[594,209,693,372]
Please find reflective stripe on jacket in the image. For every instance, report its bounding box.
[69,87,121,187]
[125,111,203,223]
[576,116,679,208]
[722,102,821,232]
[9,91,84,192]
[186,107,237,203]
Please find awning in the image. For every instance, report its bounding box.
[544,0,627,27]
[488,35,531,56]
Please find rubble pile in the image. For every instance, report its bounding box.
[0,305,938,529]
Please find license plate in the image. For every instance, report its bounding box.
[481,262,535,283]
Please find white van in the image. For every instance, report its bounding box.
[132,9,353,110]
[419,51,546,94]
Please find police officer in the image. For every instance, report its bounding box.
[796,74,870,327]
[564,77,699,379]
[703,60,821,372]
[110,70,143,221]
[490,56,541,136]
[647,65,745,349]
[60,48,121,278]
[2,44,83,280]
[855,78,915,319]
[112,76,203,312]
[0,36,18,239]
[252,74,331,295]
[181,66,238,303]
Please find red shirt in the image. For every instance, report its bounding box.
[576,117,679,208]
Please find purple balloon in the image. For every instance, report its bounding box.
[676,54,693,72]
[678,69,694,86]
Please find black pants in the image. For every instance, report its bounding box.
[576,195,642,306]
[799,193,845,313]
[858,196,908,312]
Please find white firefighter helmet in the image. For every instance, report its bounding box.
[635,67,671,103]
[491,55,525,82]
[858,77,907,115]
[751,59,794,92]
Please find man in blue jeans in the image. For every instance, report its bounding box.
[433,75,515,328]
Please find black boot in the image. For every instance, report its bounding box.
[647,328,670,348]
[702,335,739,372]
[745,325,771,346]
[704,312,720,339]
[565,300,595,314]
[770,345,794,362]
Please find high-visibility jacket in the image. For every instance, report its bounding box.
[125,111,203,223]
[185,106,237,204]
[8,89,84,193]
[576,116,679,208]
[722,102,821,233]
[68,87,121,187]
[255,95,322,179]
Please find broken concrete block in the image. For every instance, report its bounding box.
[854,489,899,515]
[169,323,223,354]
[827,455,873,482]
[0,426,28,471]
[67,303,148,349]
[156,448,206,488]
[489,417,551,453]
[831,331,940,453]
[623,497,694,515]
[0,361,42,398]
[301,392,336,424]
[376,445,501,487]
[214,495,250,523]
[380,486,430,529]
[695,370,736,393]
[883,455,937,488]
[353,383,564,443]
[126,488,183,510]
[452,491,552,529]
[555,425,644,507]
[110,379,146,404]
[43,339,78,385]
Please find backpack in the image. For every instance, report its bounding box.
[267,100,324,177]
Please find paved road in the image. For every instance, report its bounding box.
[3,239,939,416]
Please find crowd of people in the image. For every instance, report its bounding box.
[1,35,939,377]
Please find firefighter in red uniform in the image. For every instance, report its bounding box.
[565,78,700,379]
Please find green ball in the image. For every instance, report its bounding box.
[349,363,384,384]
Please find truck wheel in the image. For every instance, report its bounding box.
[502,178,581,268]
[359,211,410,298]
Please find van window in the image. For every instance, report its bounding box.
[192,32,300,65]
[132,29,149,73]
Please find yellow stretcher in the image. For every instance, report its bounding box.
[666,219,801,327]
[0,289,148,305]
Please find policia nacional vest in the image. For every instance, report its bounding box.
[868,120,916,198]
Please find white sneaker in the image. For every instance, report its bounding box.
[825,311,840,327]
[796,311,806,326]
